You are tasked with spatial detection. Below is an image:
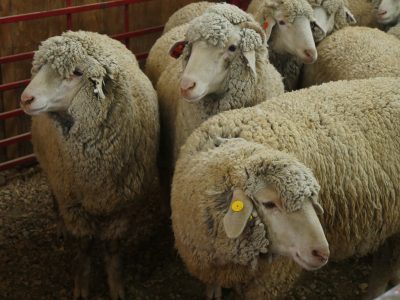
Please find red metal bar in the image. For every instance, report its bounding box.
[0,51,34,64]
[0,79,30,92]
[0,109,25,120]
[0,154,36,172]
[66,0,73,30]
[0,132,31,148]
[0,0,152,24]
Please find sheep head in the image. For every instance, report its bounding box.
[21,31,120,116]
[259,0,321,63]
[309,0,356,42]
[168,3,265,103]
[221,141,329,271]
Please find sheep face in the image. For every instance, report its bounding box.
[377,0,400,24]
[170,21,263,102]
[176,31,241,102]
[268,13,319,63]
[21,64,85,116]
[224,186,329,271]
[312,6,336,40]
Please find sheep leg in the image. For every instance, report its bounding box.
[206,284,222,300]
[364,234,400,299]
[51,194,67,249]
[73,236,93,300]
[105,239,125,300]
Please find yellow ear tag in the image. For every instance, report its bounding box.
[231,200,244,212]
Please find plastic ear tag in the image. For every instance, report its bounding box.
[263,20,269,30]
[231,200,244,212]
[169,41,187,59]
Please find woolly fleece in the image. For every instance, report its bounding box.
[301,26,400,88]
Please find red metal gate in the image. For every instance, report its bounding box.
[0,0,249,171]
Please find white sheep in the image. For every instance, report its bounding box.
[156,3,284,166]
[308,0,356,40]
[301,26,400,88]
[20,31,160,300]
[172,76,400,299]
[247,0,321,91]
[163,1,215,34]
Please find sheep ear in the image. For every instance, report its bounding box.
[311,20,326,42]
[90,76,106,100]
[223,189,254,239]
[344,7,357,25]
[243,50,257,77]
[169,41,188,59]
[312,200,324,215]
[262,17,276,41]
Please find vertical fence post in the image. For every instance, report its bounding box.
[66,0,73,30]
[124,4,130,47]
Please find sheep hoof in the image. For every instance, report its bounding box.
[109,286,125,300]
[206,284,222,300]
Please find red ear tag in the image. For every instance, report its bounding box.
[263,21,269,30]
[169,41,187,59]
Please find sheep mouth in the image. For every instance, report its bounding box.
[22,106,47,116]
[182,92,207,103]
[293,252,327,271]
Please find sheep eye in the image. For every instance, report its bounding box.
[73,69,83,76]
[263,202,277,209]
[228,45,237,52]
[278,20,286,25]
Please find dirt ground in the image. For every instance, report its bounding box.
[0,166,376,300]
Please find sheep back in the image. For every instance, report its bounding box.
[301,26,400,88]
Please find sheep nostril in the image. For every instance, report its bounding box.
[311,249,329,262]
[377,10,387,16]
[180,78,196,92]
[21,95,35,105]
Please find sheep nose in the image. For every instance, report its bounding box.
[304,49,317,63]
[180,78,196,92]
[311,248,330,263]
[377,9,387,16]
[20,93,35,106]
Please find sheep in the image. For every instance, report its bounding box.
[301,26,400,88]
[308,0,357,40]
[163,1,215,34]
[20,31,160,300]
[347,0,379,26]
[374,0,400,36]
[156,3,284,167]
[247,0,323,91]
[171,76,400,299]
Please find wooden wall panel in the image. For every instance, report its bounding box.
[0,0,215,164]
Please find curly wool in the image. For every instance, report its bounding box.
[185,3,261,50]
[262,0,314,23]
